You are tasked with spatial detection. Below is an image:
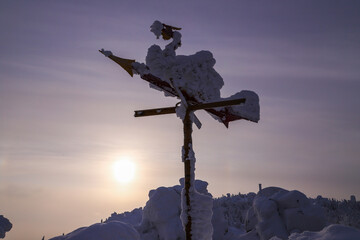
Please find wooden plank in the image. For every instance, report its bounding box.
[134,98,246,119]
[183,110,193,240]
[189,98,246,111]
[134,107,176,117]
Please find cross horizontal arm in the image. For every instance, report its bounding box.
[189,98,246,111]
[134,106,176,117]
[134,98,246,118]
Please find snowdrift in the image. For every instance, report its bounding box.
[49,221,139,240]
[245,187,326,239]
[49,180,360,240]
[288,224,360,240]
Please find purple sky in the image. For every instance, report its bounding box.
[1,1,360,239]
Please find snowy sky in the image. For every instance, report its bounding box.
[1,1,360,239]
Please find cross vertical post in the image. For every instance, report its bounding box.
[132,98,249,239]
[183,109,193,240]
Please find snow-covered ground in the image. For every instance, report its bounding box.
[49,179,360,240]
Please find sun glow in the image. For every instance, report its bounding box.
[113,158,136,183]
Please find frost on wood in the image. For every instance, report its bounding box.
[181,188,213,240]
[176,103,187,121]
[180,179,213,240]
[180,143,213,239]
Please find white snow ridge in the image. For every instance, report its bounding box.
[49,180,360,240]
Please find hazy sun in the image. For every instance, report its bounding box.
[113,158,136,183]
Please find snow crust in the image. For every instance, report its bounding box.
[0,215,12,239]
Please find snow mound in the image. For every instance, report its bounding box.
[0,215,12,239]
[48,221,139,240]
[288,224,360,240]
[139,185,183,240]
[138,178,214,240]
[245,187,326,240]
[49,181,360,240]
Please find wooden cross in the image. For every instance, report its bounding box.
[135,97,246,240]
[100,46,257,240]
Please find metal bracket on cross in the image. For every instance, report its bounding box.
[168,78,202,129]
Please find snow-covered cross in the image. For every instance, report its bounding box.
[100,20,260,240]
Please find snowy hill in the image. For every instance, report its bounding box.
[49,179,360,240]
